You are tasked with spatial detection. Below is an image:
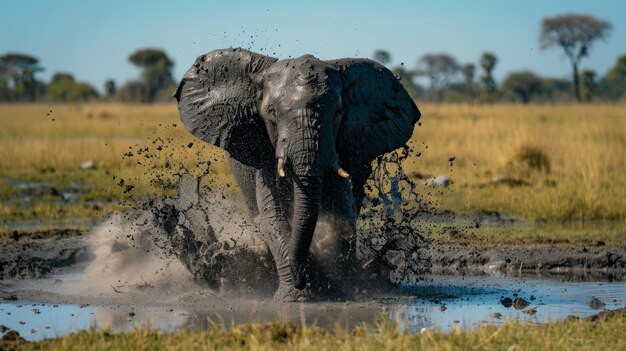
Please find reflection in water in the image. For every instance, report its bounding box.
[1,275,625,341]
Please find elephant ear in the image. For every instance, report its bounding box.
[331,59,421,172]
[173,48,278,168]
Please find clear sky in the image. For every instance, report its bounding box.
[2,0,624,92]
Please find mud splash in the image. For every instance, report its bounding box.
[80,146,432,299]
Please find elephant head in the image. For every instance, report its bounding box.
[174,48,420,290]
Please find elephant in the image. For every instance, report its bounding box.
[173,48,421,301]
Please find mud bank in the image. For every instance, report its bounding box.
[431,244,626,281]
[2,234,624,284]
[0,232,90,280]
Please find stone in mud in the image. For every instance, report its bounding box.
[588,297,605,310]
[500,297,513,308]
[513,297,530,310]
[80,160,97,170]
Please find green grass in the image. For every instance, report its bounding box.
[0,103,625,245]
[3,313,625,350]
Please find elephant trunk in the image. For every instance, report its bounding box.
[289,174,322,289]
[285,107,326,290]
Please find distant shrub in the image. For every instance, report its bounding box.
[507,144,551,175]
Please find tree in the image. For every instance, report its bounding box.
[595,55,626,101]
[104,79,116,99]
[128,48,174,102]
[46,73,75,102]
[0,53,45,101]
[462,63,476,85]
[479,52,498,102]
[501,71,546,103]
[46,72,98,102]
[372,49,391,65]
[417,53,459,102]
[0,78,10,101]
[391,66,423,101]
[540,14,612,101]
[607,54,626,81]
[580,70,598,102]
[117,81,150,103]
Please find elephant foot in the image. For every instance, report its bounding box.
[273,283,314,302]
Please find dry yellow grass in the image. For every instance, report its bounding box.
[407,104,626,222]
[0,103,625,236]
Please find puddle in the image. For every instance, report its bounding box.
[1,274,624,341]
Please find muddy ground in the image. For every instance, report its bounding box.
[2,228,624,284]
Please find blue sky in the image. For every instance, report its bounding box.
[2,0,624,91]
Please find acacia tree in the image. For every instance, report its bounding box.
[0,53,44,101]
[479,52,498,102]
[417,53,459,102]
[540,14,612,101]
[372,49,391,66]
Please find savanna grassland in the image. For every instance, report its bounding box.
[0,103,625,245]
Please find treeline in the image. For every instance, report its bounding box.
[385,52,626,104]
[1,14,624,104]
[377,14,626,103]
[0,48,176,103]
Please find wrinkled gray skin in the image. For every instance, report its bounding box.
[174,48,420,301]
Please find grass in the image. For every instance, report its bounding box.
[0,103,625,245]
[3,312,626,350]
[407,104,626,223]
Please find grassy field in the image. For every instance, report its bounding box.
[0,103,625,244]
[3,312,625,350]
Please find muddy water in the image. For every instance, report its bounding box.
[1,273,625,341]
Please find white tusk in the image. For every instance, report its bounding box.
[337,167,350,178]
[277,157,286,177]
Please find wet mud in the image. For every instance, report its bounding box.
[2,229,624,285]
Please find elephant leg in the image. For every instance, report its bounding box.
[255,168,311,301]
[228,156,259,217]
